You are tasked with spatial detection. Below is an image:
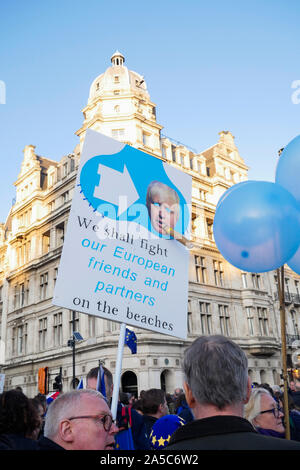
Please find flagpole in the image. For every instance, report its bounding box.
[111,322,127,420]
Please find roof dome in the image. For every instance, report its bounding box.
[88,51,150,103]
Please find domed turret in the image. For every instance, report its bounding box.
[76,52,163,156]
[88,51,149,103]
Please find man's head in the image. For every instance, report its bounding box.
[183,335,250,418]
[86,366,113,401]
[174,388,183,398]
[294,378,300,391]
[44,389,118,450]
[140,388,168,418]
[146,181,180,236]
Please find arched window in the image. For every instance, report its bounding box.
[121,371,138,398]
[160,369,173,393]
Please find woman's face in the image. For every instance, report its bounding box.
[149,194,179,235]
[253,393,284,434]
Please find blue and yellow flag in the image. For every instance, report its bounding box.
[125,328,137,354]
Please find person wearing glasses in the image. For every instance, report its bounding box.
[244,387,285,438]
[166,335,300,450]
[37,389,118,450]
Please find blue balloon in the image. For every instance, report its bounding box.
[216,181,251,211]
[276,135,300,204]
[213,181,300,273]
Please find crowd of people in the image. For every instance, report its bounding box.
[1,334,300,450]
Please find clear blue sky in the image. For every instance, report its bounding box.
[1,0,300,222]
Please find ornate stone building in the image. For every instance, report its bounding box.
[1,51,300,396]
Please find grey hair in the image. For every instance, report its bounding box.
[244,387,272,426]
[44,389,105,439]
[183,335,248,409]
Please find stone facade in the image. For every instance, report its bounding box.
[1,52,300,397]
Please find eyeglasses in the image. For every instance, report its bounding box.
[68,414,115,431]
[258,405,283,419]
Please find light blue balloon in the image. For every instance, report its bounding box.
[213,181,300,273]
[216,181,251,211]
[276,135,300,204]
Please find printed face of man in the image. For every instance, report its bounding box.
[149,194,179,235]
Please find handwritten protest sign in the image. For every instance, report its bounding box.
[53,130,192,339]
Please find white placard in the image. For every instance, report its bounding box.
[53,130,192,339]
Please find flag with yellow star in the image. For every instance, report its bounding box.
[149,415,186,449]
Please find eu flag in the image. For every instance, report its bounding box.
[77,377,84,389]
[96,365,106,398]
[125,328,137,354]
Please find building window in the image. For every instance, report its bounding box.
[39,318,47,351]
[252,274,261,290]
[241,273,248,289]
[142,132,151,147]
[199,302,212,335]
[180,154,185,166]
[40,273,48,300]
[69,311,79,336]
[257,307,269,336]
[218,305,230,336]
[13,285,19,310]
[291,310,299,336]
[214,260,224,286]
[246,307,255,336]
[114,75,120,83]
[20,283,25,307]
[56,222,64,246]
[17,324,27,355]
[194,256,207,283]
[63,162,68,178]
[206,167,211,177]
[112,128,124,139]
[107,320,119,333]
[171,146,176,163]
[199,189,207,201]
[61,191,69,205]
[113,90,120,95]
[53,313,63,346]
[114,105,120,113]
[42,231,50,254]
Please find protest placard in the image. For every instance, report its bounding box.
[53,129,192,339]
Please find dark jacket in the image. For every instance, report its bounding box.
[166,415,300,450]
[0,433,39,450]
[291,391,300,408]
[37,436,65,450]
[143,415,158,440]
[176,401,194,423]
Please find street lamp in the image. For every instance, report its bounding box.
[67,311,83,389]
